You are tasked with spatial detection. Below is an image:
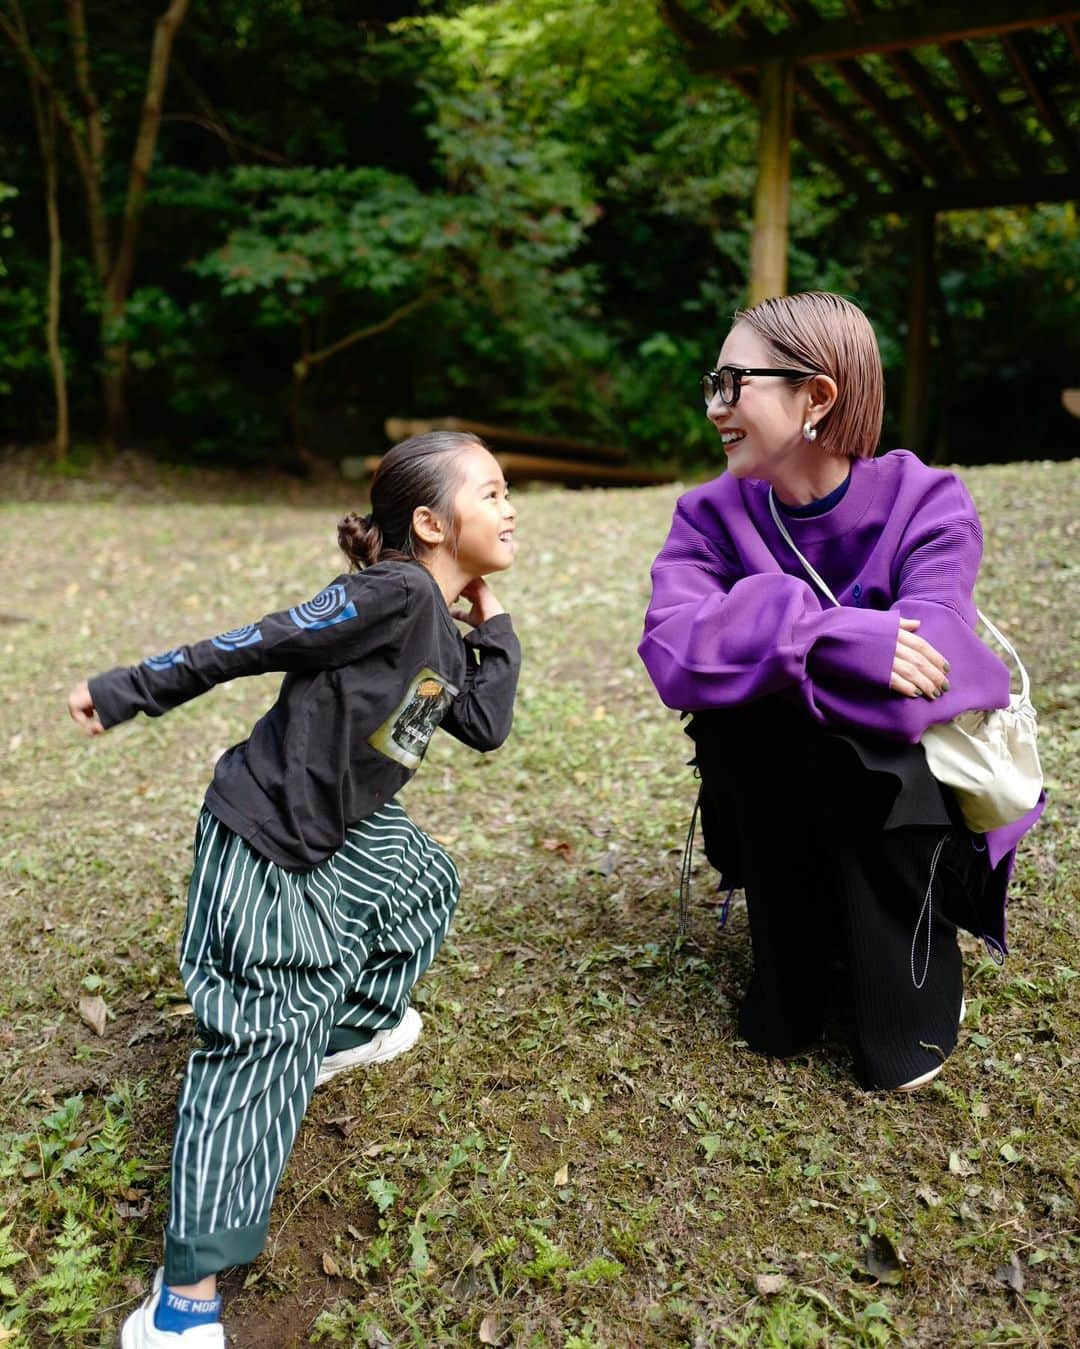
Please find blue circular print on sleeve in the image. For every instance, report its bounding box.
[289,584,357,631]
[211,624,263,651]
[144,649,185,671]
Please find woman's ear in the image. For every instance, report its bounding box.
[806,373,838,419]
[412,506,446,548]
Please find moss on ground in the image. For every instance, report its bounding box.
[0,458,1077,1346]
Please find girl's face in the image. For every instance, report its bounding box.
[447,444,516,577]
[706,322,814,484]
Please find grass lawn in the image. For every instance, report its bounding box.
[0,455,1077,1347]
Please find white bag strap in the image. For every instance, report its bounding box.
[768,488,840,607]
[766,487,1031,701]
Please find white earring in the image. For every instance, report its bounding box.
[803,420,817,442]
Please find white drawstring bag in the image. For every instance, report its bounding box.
[918,611,1042,832]
[768,490,1043,834]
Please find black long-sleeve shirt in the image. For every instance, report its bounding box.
[88,560,521,869]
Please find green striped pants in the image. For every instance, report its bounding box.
[163,802,459,1284]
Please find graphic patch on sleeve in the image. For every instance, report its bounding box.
[211,624,263,651]
[289,584,358,631]
[144,649,186,671]
[369,667,459,771]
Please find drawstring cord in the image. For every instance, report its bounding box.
[911,834,948,989]
[678,786,736,937]
[678,789,701,936]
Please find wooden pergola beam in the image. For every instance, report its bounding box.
[1065,19,1080,68]
[1001,30,1080,172]
[660,2,872,197]
[687,2,1080,74]
[867,171,1080,212]
[883,50,991,178]
[749,59,794,303]
[781,0,945,182]
[832,56,945,182]
[792,67,911,188]
[941,41,1036,176]
[723,66,869,197]
[900,210,935,453]
[721,2,909,190]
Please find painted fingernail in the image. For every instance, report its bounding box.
[942,681,950,692]
[944,662,951,673]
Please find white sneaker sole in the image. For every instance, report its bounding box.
[894,996,966,1093]
[316,1007,422,1087]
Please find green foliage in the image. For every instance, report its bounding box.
[2,4,1077,459]
[0,1086,150,1342]
[34,1209,107,1332]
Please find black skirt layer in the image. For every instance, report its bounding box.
[684,697,991,1088]
[687,699,992,943]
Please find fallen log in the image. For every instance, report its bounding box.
[384,416,629,465]
[353,451,676,488]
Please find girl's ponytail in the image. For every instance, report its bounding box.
[338,430,487,571]
[338,512,383,570]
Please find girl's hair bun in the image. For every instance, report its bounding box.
[338,512,383,570]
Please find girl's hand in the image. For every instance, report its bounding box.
[451,578,504,628]
[68,679,105,735]
[890,618,950,698]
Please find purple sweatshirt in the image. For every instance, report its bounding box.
[639,449,1042,947]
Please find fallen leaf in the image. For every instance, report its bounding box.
[994,1253,1024,1294]
[587,847,619,877]
[553,1163,569,1186]
[78,994,108,1037]
[163,1003,194,1019]
[915,1185,941,1208]
[858,1233,904,1286]
[539,837,572,858]
[326,1115,362,1139]
[322,1251,341,1277]
[115,1198,151,1219]
[366,1325,391,1349]
[754,1273,786,1296]
[948,1150,975,1176]
[479,1313,503,1345]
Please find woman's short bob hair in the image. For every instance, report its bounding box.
[733,291,884,459]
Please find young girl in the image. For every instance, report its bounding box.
[639,292,1042,1093]
[67,431,519,1348]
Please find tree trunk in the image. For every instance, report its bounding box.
[39,99,70,461]
[99,0,191,446]
[6,0,191,449]
[6,1,69,459]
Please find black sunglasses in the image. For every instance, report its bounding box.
[702,365,817,407]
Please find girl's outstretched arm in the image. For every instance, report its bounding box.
[67,679,105,735]
[77,570,407,731]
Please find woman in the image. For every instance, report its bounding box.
[638,291,1042,1092]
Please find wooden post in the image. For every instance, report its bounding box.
[900,210,935,456]
[749,58,793,304]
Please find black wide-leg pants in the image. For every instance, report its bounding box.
[689,699,985,1091]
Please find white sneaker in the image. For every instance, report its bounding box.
[894,1062,944,1092]
[895,997,966,1093]
[121,1269,224,1348]
[316,1007,423,1087]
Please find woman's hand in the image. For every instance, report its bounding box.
[451,578,504,628]
[68,679,105,735]
[890,618,950,698]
